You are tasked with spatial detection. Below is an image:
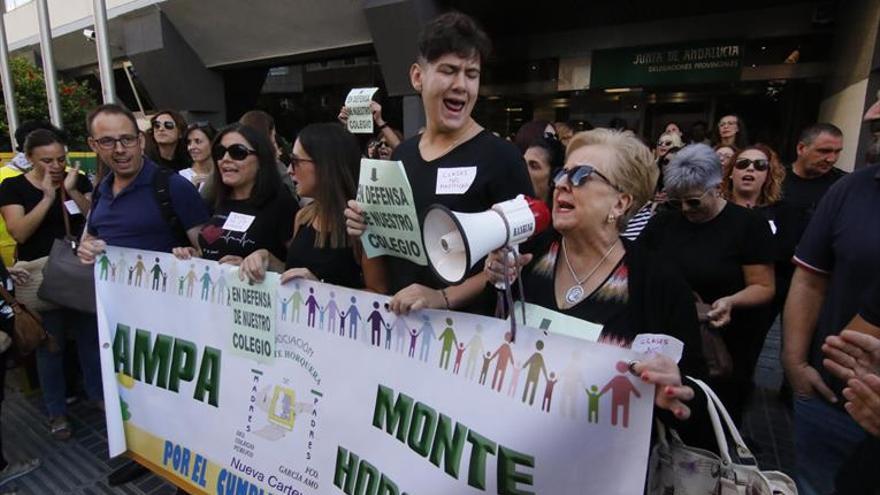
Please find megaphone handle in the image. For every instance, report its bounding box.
[500,250,518,343]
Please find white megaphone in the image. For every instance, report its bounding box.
[423,195,551,284]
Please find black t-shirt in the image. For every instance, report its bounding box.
[524,245,632,344]
[197,191,298,261]
[286,224,363,288]
[0,173,92,261]
[779,166,846,243]
[860,278,880,328]
[639,203,775,379]
[386,130,534,300]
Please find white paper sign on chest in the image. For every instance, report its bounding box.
[64,199,81,215]
[435,166,477,195]
[222,212,256,233]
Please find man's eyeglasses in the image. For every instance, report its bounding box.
[667,189,712,209]
[734,158,769,171]
[93,135,139,150]
[553,164,621,191]
[658,140,674,147]
[212,143,256,162]
[152,120,176,130]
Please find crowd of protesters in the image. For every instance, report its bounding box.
[0,10,875,495]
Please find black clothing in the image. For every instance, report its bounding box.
[197,192,298,262]
[795,164,880,398]
[773,167,846,303]
[520,235,706,378]
[861,278,880,327]
[286,224,363,289]
[386,130,534,313]
[639,203,775,422]
[0,262,14,470]
[0,174,92,261]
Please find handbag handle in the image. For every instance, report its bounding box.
[60,187,73,240]
[689,378,758,464]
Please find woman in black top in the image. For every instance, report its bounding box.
[0,129,100,441]
[640,143,775,425]
[173,123,298,264]
[486,129,708,433]
[240,123,386,292]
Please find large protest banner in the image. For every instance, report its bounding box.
[96,246,655,494]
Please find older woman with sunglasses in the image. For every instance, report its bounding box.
[145,110,191,171]
[655,131,683,161]
[640,143,775,425]
[173,124,298,264]
[485,129,708,431]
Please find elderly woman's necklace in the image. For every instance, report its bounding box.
[561,239,617,305]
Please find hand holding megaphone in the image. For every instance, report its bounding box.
[423,195,550,284]
[484,249,533,286]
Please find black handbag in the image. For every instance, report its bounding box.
[37,188,96,313]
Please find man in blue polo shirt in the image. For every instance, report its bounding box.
[76,105,208,487]
[782,93,880,495]
[77,104,208,261]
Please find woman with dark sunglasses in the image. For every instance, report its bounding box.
[485,129,714,460]
[655,131,683,161]
[720,144,785,210]
[172,124,298,264]
[238,123,387,292]
[145,110,191,171]
[639,143,775,425]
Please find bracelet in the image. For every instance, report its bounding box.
[440,288,450,309]
[376,122,389,130]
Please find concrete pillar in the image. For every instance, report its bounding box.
[123,10,225,124]
[817,0,880,171]
[363,0,437,138]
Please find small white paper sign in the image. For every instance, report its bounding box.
[221,212,256,233]
[631,333,684,363]
[64,199,81,215]
[345,87,379,134]
[435,166,477,195]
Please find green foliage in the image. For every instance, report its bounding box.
[0,57,98,151]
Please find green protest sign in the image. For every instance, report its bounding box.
[357,158,427,266]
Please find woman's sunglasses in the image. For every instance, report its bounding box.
[212,143,256,162]
[734,158,769,171]
[152,120,176,130]
[667,190,711,209]
[553,164,620,191]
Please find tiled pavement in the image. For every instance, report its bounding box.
[0,321,796,494]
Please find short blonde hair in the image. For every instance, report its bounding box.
[567,129,658,229]
[658,131,684,148]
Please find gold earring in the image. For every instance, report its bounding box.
[607,214,616,224]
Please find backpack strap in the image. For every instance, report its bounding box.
[151,167,188,245]
[91,167,188,244]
